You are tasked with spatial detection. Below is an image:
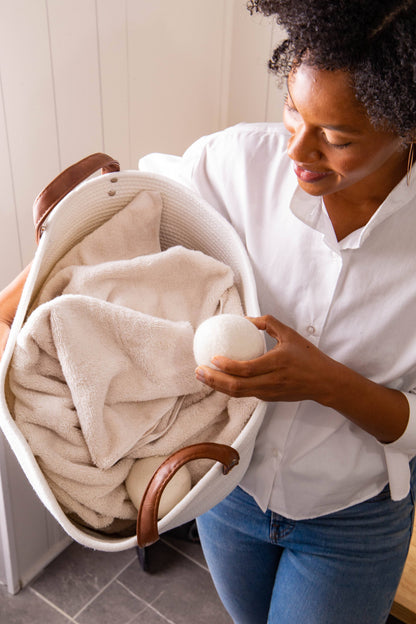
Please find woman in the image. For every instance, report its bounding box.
[139,1,416,622]
[1,1,415,622]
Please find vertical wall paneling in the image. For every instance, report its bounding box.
[265,22,286,122]
[0,0,60,273]
[218,1,235,130]
[46,0,104,168]
[226,3,274,126]
[4,438,71,592]
[95,0,131,168]
[225,1,285,126]
[0,432,71,592]
[0,0,285,288]
[0,78,23,286]
[127,0,226,161]
[0,436,19,592]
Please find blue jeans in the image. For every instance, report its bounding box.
[197,460,416,624]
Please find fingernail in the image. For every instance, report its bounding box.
[195,367,205,381]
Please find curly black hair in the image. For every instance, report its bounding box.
[247,0,416,140]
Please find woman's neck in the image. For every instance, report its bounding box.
[323,154,408,241]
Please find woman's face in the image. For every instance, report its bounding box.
[283,64,408,200]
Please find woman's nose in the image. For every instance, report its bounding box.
[287,126,321,163]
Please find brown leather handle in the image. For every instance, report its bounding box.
[136,442,240,548]
[33,153,120,242]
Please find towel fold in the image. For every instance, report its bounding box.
[9,191,257,531]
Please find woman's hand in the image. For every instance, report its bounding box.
[195,315,335,403]
[0,263,31,356]
[0,321,11,355]
[195,314,410,443]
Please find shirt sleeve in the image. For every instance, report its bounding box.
[138,132,236,224]
[139,152,185,180]
[382,391,416,500]
[138,132,213,190]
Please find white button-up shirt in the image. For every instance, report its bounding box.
[139,122,416,519]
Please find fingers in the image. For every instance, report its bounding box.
[193,315,296,399]
[193,315,286,385]
[210,351,277,377]
[195,364,267,398]
[194,347,280,398]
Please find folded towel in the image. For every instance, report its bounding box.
[9,191,257,531]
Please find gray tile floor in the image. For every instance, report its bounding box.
[0,528,232,624]
[0,528,406,624]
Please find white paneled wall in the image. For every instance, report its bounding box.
[0,0,285,592]
[0,0,284,286]
[227,4,285,125]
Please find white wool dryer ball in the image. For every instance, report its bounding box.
[193,314,264,368]
[126,456,192,519]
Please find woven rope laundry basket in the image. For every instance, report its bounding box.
[0,154,266,552]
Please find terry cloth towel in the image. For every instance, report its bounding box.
[8,191,257,531]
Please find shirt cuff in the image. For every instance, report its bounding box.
[382,391,416,500]
[386,391,416,455]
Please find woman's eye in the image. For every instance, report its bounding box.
[283,94,353,149]
[322,133,352,149]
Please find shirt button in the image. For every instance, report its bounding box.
[307,325,316,335]
[272,448,281,459]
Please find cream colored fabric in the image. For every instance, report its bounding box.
[8,191,256,530]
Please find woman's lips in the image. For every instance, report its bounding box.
[293,163,333,183]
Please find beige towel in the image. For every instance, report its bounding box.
[9,191,256,531]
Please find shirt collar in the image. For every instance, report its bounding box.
[289,170,416,251]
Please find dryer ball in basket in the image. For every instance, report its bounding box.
[126,456,192,519]
[193,314,264,368]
